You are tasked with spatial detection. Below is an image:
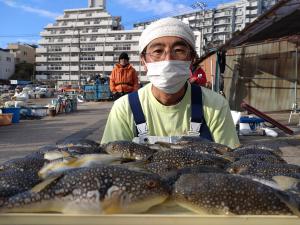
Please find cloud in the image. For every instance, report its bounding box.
[0,0,59,18]
[117,0,194,17]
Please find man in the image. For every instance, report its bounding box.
[101,18,239,148]
[189,60,207,87]
[109,52,139,99]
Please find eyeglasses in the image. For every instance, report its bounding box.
[144,46,191,61]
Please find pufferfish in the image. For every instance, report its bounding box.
[0,165,170,214]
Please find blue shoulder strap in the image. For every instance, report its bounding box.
[191,84,214,141]
[128,92,148,136]
[128,86,213,141]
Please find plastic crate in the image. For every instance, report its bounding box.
[1,108,20,123]
[0,113,13,126]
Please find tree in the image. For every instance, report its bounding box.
[10,63,34,80]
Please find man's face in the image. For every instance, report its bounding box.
[142,36,194,65]
[119,58,129,66]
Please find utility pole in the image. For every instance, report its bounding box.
[78,28,81,89]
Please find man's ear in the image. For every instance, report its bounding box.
[140,57,148,72]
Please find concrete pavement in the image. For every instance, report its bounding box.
[1,101,300,165]
[0,101,113,163]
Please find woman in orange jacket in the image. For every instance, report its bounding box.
[110,52,139,99]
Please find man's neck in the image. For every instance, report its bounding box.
[151,83,187,106]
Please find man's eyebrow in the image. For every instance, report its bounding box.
[147,40,189,49]
[172,40,189,47]
[147,43,164,49]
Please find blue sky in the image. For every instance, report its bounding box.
[0,0,227,48]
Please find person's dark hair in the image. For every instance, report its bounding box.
[119,52,129,61]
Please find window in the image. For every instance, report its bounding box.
[80,55,95,61]
[125,34,132,40]
[6,57,11,62]
[84,21,90,25]
[113,43,131,51]
[115,35,123,40]
[60,29,66,34]
[94,20,100,24]
[86,13,92,17]
[92,28,98,33]
[80,63,95,70]
[51,30,56,34]
[82,28,89,33]
[81,44,95,51]
[90,36,97,41]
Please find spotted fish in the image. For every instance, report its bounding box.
[0,166,170,214]
[234,154,286,164]
[173,173,299,215]
[0,156,47,173]
[38,154,123,179]
[102,141,157,160]
[155,141,232,155]
[229,162,300,180]
[0,170,41,204]
[227,158,286,174]
[150,149,231,169]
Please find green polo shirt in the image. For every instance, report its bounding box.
[101,83,240,149]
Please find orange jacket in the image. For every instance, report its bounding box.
[109,63,139,93]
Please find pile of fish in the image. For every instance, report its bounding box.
[0,137,300,216]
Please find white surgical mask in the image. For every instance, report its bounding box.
[146,60,191,94]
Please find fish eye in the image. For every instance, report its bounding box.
[146,180,158,188]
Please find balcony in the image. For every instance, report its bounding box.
[61,56,79,62]
[130,45,139,51]
[36,75,48,80]
[246,9,258,15]
[61,47,80,52]
[95,66,114,71]
[214,20,231,25]
[36,56,47,63]
[36,48,47,53]
[95,46,113,52]
[94,56,114,61]
[214,12,232,18]
[36,66,48,71]
[130,56,141,62]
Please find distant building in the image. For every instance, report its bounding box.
[36,0,278,84]
[8,43,36,64]
[35,0,143,85]
[0,49,15,80]
[134,0,279,55]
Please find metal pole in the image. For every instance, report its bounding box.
[78,28,81,89]
[102,19,108,77]
[294,46,298,109]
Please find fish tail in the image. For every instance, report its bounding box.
[275,190,300,217]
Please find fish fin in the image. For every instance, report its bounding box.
[274,190,300,217]
[121,160,150,171]
[31,174,63,193]
[272,176,300,191]
[102,185,123,214]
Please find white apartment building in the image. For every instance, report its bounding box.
[35,0,143,84]
[134,0,279,56]
[0,49,15,80]
[36,0,278,84]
